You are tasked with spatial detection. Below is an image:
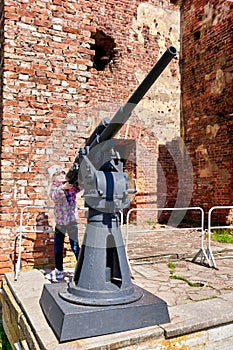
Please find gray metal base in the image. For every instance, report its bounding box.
[40,283,170,343]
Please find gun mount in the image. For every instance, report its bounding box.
[40,46,177,342]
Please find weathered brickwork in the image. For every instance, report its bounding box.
[0,0,180,280]
[0,0,95,280]
[181,0,233,223]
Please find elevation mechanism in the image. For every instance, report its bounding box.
[40,46,177,342]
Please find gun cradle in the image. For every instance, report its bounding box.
[82,158,130,212]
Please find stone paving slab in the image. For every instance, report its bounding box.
[126,228,201,259]
[125,225,233,261]
[161,295,233,338]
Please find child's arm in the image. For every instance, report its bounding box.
[73,185,80,194]
[50,183,67,202]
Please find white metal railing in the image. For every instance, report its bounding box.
[14,205,123,281]
[15,205,54,281]
[15,205,232,280]
[207,206,233,268]
[125,206,213,266]
[15,205,90,281]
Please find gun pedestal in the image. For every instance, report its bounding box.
[40,46,177,342]
[40,190,170,343]
[60,210,143,306]
[40,159,170,342]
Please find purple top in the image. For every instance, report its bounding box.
[50,182,80,225]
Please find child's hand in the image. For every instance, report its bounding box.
[62,182,73,190]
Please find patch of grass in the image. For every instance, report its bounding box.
[168,262,176,274]
[170,274,204,287]
[144,219,158,226]
[167,262,203,288]
[0,324,12,350]
[195,295,217,302]
[212,229,233,244]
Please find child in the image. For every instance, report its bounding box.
[46,165,80,282]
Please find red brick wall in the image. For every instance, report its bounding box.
[0,0,180,280]
[118,122,159,222]
[1,0,94,278]
[0,0,5,276]
[181,0,233,224]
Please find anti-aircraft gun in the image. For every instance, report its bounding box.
[40,46,177,342]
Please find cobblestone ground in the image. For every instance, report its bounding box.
[125,225,233,307]
[69,223,233,309]
[130,258,233,307]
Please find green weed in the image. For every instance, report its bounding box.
[170,274,204,287]
[212,229,233,244]
[167,262,203,287]
[168,262,176,275]
[144,219,158,226]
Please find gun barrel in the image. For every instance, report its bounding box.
[127,46,177,106]
[85,117,110,147]
[89,46,177,149]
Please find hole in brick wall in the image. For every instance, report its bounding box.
[194,31,201,40]
[91,30,116,71]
